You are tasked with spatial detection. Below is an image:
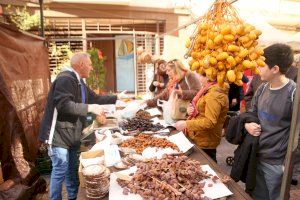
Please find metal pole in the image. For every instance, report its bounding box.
[82,19,87,52]
[48,36,135,42]
[155,21,160,56]
[280,68,300,199]
[133,30,138,96]
[38,0,44,38]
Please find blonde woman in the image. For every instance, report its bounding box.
[146,59,201,107]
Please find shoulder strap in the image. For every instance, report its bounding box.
[291,88,296,102]
[185,74,190,90]
[46,108,58,145]
[258,82,268,98]
[286,80,296,102]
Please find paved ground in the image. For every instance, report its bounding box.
[35,138,300,199]
[216,138,300,200]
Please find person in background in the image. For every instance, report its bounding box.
[229,75,249,112]
[149,59,168,95]
[174,73,229,162]
[295,54,300,68]
[246,43,296,200]
[244,54,298,111]
[146,59,201,107]
[39,52,119,200]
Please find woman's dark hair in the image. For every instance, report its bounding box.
[156,59,166,66]
[155,59,166,75]
[264,43,294,74]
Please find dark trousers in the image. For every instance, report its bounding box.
[202,149,217,163]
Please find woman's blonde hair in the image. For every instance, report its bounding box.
[167,59,189,80]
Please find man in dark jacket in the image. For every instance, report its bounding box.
[39,52,117,200]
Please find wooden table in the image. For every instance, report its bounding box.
[78,145,251,200]
[189,146,251,200]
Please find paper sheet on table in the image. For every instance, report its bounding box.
[113,132,133,141]
[104,144,121,167]
[167,132,194,153]
[156,128,170,133]
[145,108,162,116]
[141,147,179,159]
[151,117,168,127]
[143,128,170,135]
[109,166,141,200]
[109,165,232,199]
[116,100,127,108]
[152,118,176,127]
[201,165,233,199]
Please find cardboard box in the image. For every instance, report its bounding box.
[78,150,104,188]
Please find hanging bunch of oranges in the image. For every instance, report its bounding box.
[186,0,265,87]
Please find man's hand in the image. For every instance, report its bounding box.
[88,104,104,115]
[245,122,261,136]
[187,104,195,116]
[175,120,187,131]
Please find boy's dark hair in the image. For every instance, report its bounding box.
[264,43,294,74]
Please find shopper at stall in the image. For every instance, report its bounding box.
[39,52,118,200]
[246,43,296,200]
[146,59,201,107]
[174,73,229,162]
[228,75,249,112]
[149,59,168,95]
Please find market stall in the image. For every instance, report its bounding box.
[75,101,251,200]
[74,1,267,199]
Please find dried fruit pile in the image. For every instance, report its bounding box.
[120,117,164,132]
[136,110,152,120]
[186,0,265,87]
[117,154,218,200]
[119,134,179,154]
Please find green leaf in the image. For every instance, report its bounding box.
[86,48,106,90]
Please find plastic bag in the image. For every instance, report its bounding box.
[157,91,176,125]
[121,101,146,119]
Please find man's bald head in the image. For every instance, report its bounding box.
[71,52,90,67]
[70,52,93,78]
